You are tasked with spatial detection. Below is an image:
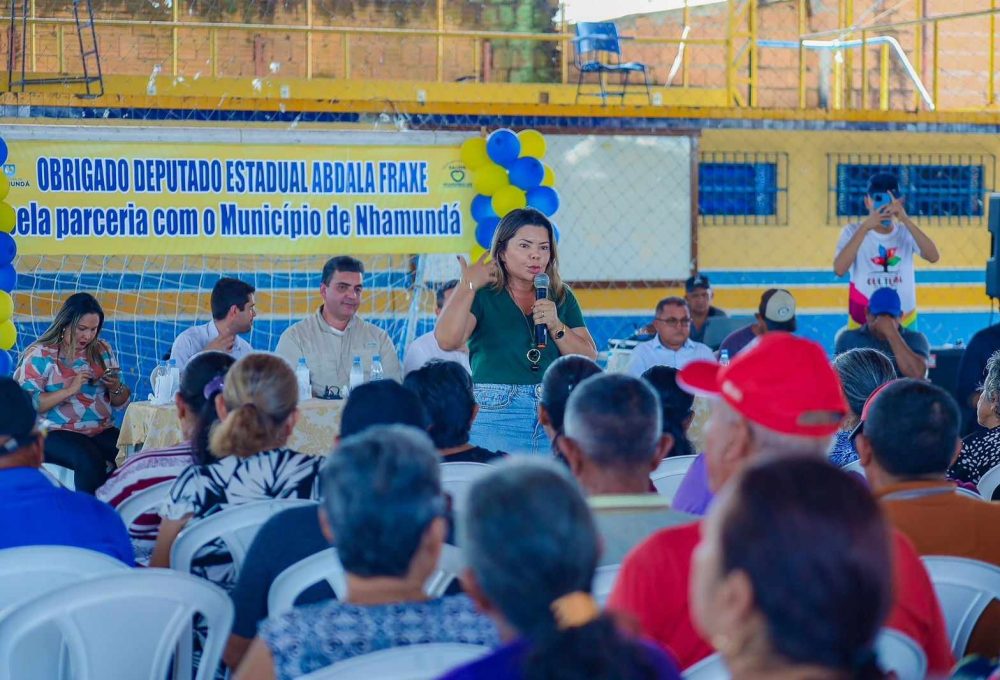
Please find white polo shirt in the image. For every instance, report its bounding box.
[625,337,714,376]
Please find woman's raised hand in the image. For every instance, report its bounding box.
[457,251,497,291]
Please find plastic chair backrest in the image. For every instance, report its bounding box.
[842,459,866,477]
[700,317,753,352]
[876,629,927,680]
[41,463,75,490]
[268,544,466,617]
[921,555,1000,658]
[679,630,925,680]
[440,462,493,516]
[955,486,984,501]
[650,455,698,501]
[592,564,620,607]
[976,462,1000,500]
[297,643,489,680]
[170,498,318,576]
[116,480,174,532]
[0,569,233,680]
[575,22,622,58]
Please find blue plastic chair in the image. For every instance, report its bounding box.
[573,22,651,105]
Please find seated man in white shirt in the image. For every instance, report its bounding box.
[627,296,713,376]
[170,277,256,370]
[402,280,471,377]
[275,255,402,397]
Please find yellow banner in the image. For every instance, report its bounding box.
[6,139,475,255]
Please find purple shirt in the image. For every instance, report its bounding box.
[670,453,714,516]
[718,325,757,358]
[440,636,680,680]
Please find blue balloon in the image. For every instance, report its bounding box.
[475,217,500,249]
[0,265,16,293]
[508,157,544,190]
[0,350,11,376]
[0,233,16,267]
[486,129,521,168]
[527,186,560,217]
[470,194,498,223]
[0,138,7,166]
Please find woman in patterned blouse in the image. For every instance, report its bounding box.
[149,352,322,588]
[14,293,131,494]
[950,348,1000,495]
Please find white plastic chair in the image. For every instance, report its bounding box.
[591,563,620,607]
[170,498,318,576]
[116,480,174,533]
[296,643,489,680]
[842,459,866,477]
[955,486,984,501]
[0,569,233,680]
[680,630,925,680]
[268,543,466,616]
[650,455,698,502]
[976,462,1000,500]
[440,462,493,515]
[922,555,1000,658]
[41,463,75,490]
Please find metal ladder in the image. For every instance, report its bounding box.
[6,0,104,97]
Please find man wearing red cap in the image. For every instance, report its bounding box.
[607,333,953,675]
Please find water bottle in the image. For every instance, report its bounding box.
[151,360,168,404]
[370,354,384,382]
[349,356,364,390]
[166,359,181,399]
[719,349,731,366]
[295,357,311,401]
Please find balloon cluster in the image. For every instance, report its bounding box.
[461,129,560,255]
[0,136,16,375]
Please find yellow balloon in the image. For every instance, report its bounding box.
[0,319,17,350]
[0,203,13,233]
[541,164,556,187]
[0,291,12,323]
[473,163,510,196]
[0,174,8,202]
[517,129,547,159]
[460,137,490,171]
[470,244,491,263]
[492,185,527,217]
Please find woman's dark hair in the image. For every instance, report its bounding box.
[403,360,474,448]
[540,355,603,435]
[720,458,892,679]
[640,366,695,458]
[182,351,237,464]
[23,292,107,370]
[463,461,660,680]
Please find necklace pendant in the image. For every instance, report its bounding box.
[527,348,542,371]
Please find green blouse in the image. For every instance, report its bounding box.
[468,285,586,385]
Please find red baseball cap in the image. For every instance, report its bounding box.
[678,333,847,437]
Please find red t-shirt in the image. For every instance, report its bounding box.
[607,522,954,675]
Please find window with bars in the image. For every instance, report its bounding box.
[698,152,787,225]
[831,155,992,223]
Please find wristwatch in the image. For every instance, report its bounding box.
[553,325,567,340]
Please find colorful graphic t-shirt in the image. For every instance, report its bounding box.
[14,341,121,435]
[835,222,919,328]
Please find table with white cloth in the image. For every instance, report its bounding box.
[116,398,345,464]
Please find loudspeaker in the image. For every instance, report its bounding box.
[988,195,1000,298]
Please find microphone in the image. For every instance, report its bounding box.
[534,273,550,348]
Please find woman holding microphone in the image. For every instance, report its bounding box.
[436,208,597,455]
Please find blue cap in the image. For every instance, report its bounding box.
[868,287,902,317]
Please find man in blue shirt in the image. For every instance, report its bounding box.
[0,378,133,564]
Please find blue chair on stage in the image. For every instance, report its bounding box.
[573,21,651,105]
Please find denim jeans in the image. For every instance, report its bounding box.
[469,383,548,456]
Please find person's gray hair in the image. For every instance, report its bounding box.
[983,349,1000,416]
[563,373,662,469]
[460,459,598,639]
[716,400,834,459]
[833,348,897,418]
[320,424,444,578]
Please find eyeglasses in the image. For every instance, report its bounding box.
[655,317,692,327]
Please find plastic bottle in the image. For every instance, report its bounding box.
[719,349,730,366]
[370,354,384,382]
[349,356,364,390]
[295,358,312,401]
[151,360,168,404]
[165,359,181,400]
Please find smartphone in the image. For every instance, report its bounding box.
[872,191,894,226]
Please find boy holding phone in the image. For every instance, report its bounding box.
[833,172,940,328]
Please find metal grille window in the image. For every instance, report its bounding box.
[830,154,993,224]
[699,152,788,225]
